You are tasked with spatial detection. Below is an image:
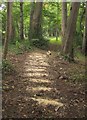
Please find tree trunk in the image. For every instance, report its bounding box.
[63,2,80,59]
[20,2,24,40]
[61,1,67,48]
[56,3,59,41]
[11,19,15,41]
[29,2,43,40]
[82,2,87,56]
[3,2,13,59]
[79,3,85,33]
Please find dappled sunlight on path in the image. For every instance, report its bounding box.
[31,97,63,107]
[29,78,52,83]
[20,51,64,108]
[26,86,52,92]
[3,50,86,118]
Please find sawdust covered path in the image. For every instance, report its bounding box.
[2,49,86,118]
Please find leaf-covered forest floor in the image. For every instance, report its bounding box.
[2,47,86,118]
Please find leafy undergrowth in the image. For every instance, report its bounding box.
[8,39,31,55]
[2,60,16,75]
[2,48,86,118]
[75,50,85,62]
[31,38,49,50]
[8,38,50,54]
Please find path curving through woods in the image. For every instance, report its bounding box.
[2,49,86,118]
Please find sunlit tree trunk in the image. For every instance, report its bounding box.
[82,2,87,56]
[63,2,80,60]
[20,1,24,39]
[29,2,43,40]
[3,2,13,59]
[61,1,67,48]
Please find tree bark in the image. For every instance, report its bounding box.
[56,3,59,41]
[63,2,80,58]
[20,2,24,40]
[82,2,87,56]
[29,2,43,40]
[11,18,15,41]
[3,2,13,59]
[61,1,67,48]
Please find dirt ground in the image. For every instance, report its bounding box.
[2,48,86,118]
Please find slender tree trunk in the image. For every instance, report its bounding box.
[63,2,80,59]
[79,3,85,32]
[11,18,15,41]
[29,2,43,40]
[82,2,87,56]
[16,21,20,38]
[24,25,27,38]
[3,2,13,59]
[56,3,59,41]
[29,2,35,39]
[20,2,24,39]
[61,1,67,48]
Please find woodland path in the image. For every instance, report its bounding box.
[3,49,86,118]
